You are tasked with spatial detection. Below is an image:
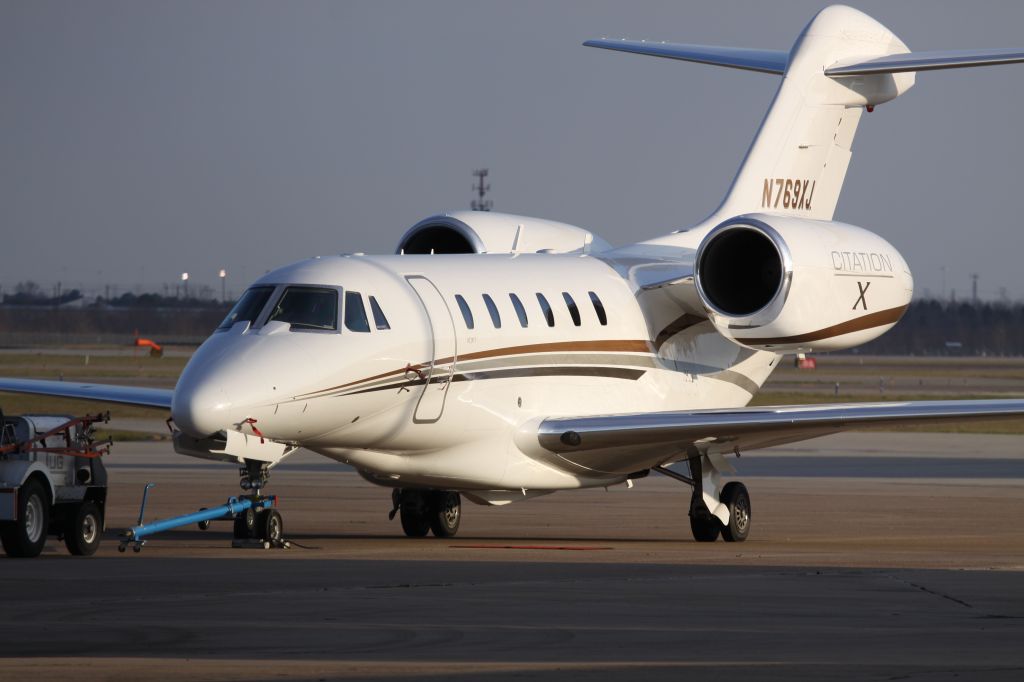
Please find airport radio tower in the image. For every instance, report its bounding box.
[471,168,492,211]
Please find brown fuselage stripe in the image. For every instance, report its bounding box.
[442,339,652,366]
[341,366,647,396]
[296,339,653,398]
[738,305,908,346]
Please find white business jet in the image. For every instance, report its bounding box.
[5,5,1024,545]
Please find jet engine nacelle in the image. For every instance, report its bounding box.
[694,214,913,352]
[397,211,610,255]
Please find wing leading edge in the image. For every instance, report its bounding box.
[0,377,173,410]
[535,400,1024,475]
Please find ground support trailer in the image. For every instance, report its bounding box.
[0,411,111,558]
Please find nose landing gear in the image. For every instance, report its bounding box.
[231,460,285,546]
[239,459,270,493]
[390,489,462,538]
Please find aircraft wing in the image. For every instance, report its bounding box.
[533,400,1024,475]
[0,378,173,410]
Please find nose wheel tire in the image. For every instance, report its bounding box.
[64,501,103,556]
[233,507,259,540]
[720,482,751,543]
[1,479,50,558]
[260,509,283,543]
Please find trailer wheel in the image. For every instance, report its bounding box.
[1,479,50,558]
[197,508,210,531]
[64,501,102,556]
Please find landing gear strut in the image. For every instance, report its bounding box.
[232,460,282,543]
[390,489,461,538]
[655,453,751,543]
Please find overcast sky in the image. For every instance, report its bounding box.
[3,0,1024,301]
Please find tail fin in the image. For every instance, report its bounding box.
[586,4,1024,224]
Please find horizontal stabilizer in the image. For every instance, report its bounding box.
[826,48,1024,76]
[583,39,787,75]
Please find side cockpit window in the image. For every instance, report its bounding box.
[369,296,391,330]
[344,291,371,332]
[269,286,339,331]
[218,286,275,331]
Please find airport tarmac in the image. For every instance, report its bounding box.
[2,432,1024,681]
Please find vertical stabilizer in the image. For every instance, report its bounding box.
[709,5,913,222]
[586,5,1024,239]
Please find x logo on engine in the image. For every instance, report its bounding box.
[853,281,870,310]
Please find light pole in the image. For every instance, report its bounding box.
[219,269,227,303]
[181,272,189,300]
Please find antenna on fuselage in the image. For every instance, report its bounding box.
[471,168,492,211]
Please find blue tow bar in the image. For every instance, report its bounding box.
[118,483,278,553]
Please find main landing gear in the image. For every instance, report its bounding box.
[655,453,751,543]
[390,489,461,538]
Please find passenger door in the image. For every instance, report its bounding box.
[405,276,457,423]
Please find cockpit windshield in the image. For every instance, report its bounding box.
[267,286,339,331]
[217,286,275,331]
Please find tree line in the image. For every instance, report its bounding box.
[855,299,1024,356]
[1,280,225,309]
[2,284,1024,354]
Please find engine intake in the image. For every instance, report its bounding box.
[696,223,788,317]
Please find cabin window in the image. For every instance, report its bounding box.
[562,292,581,326]
[536,293,555,327]
[509,293,528,327]
[455,294,474,329]
[343,291,370,333]
[369,296,391,330]
[589,291,607,326]
[482,294,501,328]
[267,286,338,331]
[218,286,274,330]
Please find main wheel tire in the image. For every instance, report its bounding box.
[1,479,50,558]
[720,482,751,543]
[689,513,721,542]
[399,491,430,537]
[260,509,283,543]
[429,492,461,538]
[64,501,102,556]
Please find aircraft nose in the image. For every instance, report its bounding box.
[171,380,231,438]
